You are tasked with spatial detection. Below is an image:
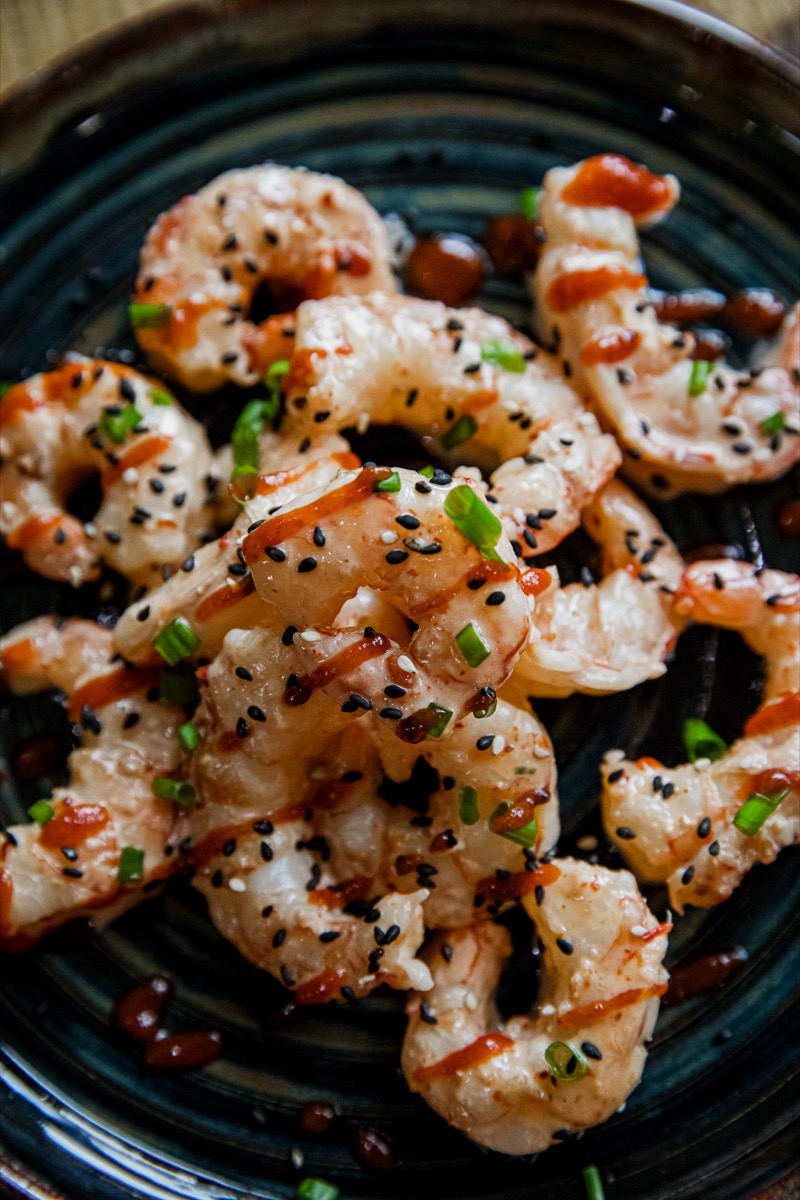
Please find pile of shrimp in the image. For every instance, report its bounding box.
[1,154,798,1159]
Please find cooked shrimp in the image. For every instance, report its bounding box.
[602,560,799,909]
[241,466,535,720]
[112,434,359,663]
[0,360,214,588]
[0,618,184,949]
[276,292,621,556]
[133,165,396,391]
[534,154,800,497]
[506,478,684,699]
[402,857,669,1154]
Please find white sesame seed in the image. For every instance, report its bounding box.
[605,748,626,764]
[290,1149,304,1170]
[397,655,417,673]
[577,835,598,851]
[122,467,138,484]
[693,757,712,769]
[630,924,647,938]
[491,735,505,756]
[540,1003,555,1016]
[68,565,83,587]
[533,745,549,759]
[84,522,97,538]
[229,878,246,893]
[381,530,399,544]
[513,506,525,524]
[464,992,478,1012]
[1,502,16,522]
[357,412,370,434]
[299,630,321,642]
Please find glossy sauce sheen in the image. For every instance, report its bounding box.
[476,860,561,905]
[39,801,109,850]
[581,327,640,366]
[9,734,65,782]
[113,975,174,1042]
[144,1029,222,1070]
[662,948,748,1008]
[776,497,800,538]
[195,574,256,622]
[745,691,800,737]
[300,1101,337,1135]
[562,155,673,215]
[482,214,541,273]
[284,633,391,705]
[352,1127,394,1171]
[404,235,485,307]
[414,1032,515,1082]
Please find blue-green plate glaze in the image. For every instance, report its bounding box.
[1,2,799,1197]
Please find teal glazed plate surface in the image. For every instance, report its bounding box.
[1,2,799,1197]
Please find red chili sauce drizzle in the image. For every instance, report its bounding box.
[414,1032,515,1083]
[284,633,392,706]
[662,947,749,1008]
[561,154,674,215]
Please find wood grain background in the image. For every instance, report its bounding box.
[1,0,798,94]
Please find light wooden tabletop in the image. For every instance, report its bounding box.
[1,0,798,94]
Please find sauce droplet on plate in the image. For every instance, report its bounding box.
[404,235,485,306]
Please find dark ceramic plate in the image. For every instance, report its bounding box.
[1,2,799,1198]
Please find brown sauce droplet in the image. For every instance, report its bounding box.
[683,542,743,565]
[776,497,800,539]
[690,330,727,361]
[300,1100,337,1135]
[352,1126,394,1170]
[404,235,485,306]
[724,288,787,338]
[396,706,443,744]
[662,947,748,1008]
[652,289,725,324]
[483,214,541,273]
[144,1028,222,1070]
[9,734,65,782]
[113,975,174,1043]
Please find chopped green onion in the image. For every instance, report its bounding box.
[760,411,785,437]
[545,1041,588,1080]
[419,465,435,478]
[426,703,453,738]
[152,777,196,807]
[458,786,480,825]
[159,667,199,706]
[489,801,537,848]
[297,1180,339,1200]
[150,388,173,406]
[733,787,789,837]
[177,720,201,752]
[118,846,145,883]
[152,617,201,666]
[129,303,173,330]
[455,622,491,668]
[444,485,504,563]
[519,186,541,220]
[375,471,402,492]
[688,359,713,397]
[682,717,727,763]
[27,799,54,827]
[98,405,144,444]
[441,414,478,450]
[515,766,537,775]
[266,359,290,386]
[480,338,526,373]
[473,696,497,720]
[582,1165,606,1200]
[0,382,14,397]
[231,398,279,477]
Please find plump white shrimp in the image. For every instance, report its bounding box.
[112,434,359,664]
[241,466,535,721]
[402,858,669,1155]
[275,292,621,555]
[533,154,800,497]
[602,559,799,909]
[0,618,185,948]
[133,165,396,391]
[0,360,214,588]
[505,478,684,699]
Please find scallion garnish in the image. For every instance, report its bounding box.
[514,766,537,775]
[150,388,173,406]
[152,777,197,807]
[231,398,278,478]
[177,720,201,752]
[582,1165,606,1200]
[28,799,54,826]
[455,622,491,667]
[297,1179,340,1200]
[682,717,727,763]
[266,359,290,387]
[99,405,144,444]
[159,667,200,706]
[0,382,14,397]
[733,787,789,837]
[118,846,145,883]
[458,786,480,825]
[545,1041,588,1080]
[444,485,504,563]
[426,703,453,738]
[419,465,435,478]
[480,339,526,373]
[375,471,402,492]
[688,359,713,397]
[129,303,173,330]
[760,411,785,437]
[152,617,201,666]
[489,801,537,848]
[519,186,541,221]
[441,414,478,450]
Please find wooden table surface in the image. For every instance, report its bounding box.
[1,0,798,94]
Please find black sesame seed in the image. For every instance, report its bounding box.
[123,711,140,729]
[313,526,326,547]
[580,566,595,588]
[320,931,340,943]
[440,942,453,962]
[485,591,505,606]
[662,782,675,799]
[581,1042,603,1060]
[732,442,751,455]
[697,817,711,838]
[420,1002,438,1024]
[682,864,695,885]
[348,694,372,711]
[173,492,186,508]
[395,514,420,530]
[653,775,663,793]
[248,705,266,722]
[535,885,545,906]
[236,717,249,738]
[222,839,237,857]
[228,562,248,577]
[708,840,720,856]
[463,362,481,374]
[616,827,636,840]
[468,578,486,590]
[272,928,286,948]
[476,735,495,751]
[281,625,297,646]
[62,867,84,879]
[556,937,574,955]
[406,388,419,407]
[384,684,406,698]
[235,666,253,681]
[260,841,273,862]
[211,869,224,888]
[607,768,624,784]
[265,546,286,563]
[386,549,409,564]
[61,847,79,861]
[254,819,274,835]
[379,707,403,719]
[104,530,122,545]
[415,480,432,494]
[297,557,317,573]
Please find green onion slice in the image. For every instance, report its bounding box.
[297,1180,340,1200]
[444,485,504,563]
[266,359,290,386]
[150,388,173,406]
[519,186,541,221]
[28,799,55,827]
[733,787,789,837]
[458,786,480,826]
[231,398,278,477]
[760,411,785,437]
[152,617,201,666]
[426,703,453,738]
[159,667,200,706]
[129,303,173,330]
[152,777,197,807]
[375,470,402,492]
[177,720,201,752]
[682,717,727,763]
[480,338,527,373]
[455,622,491,668]
[441,414,478,450]
[118,846,145,883]
[99,405,144,444]
[489,801,538,848]
[0,382,15,397]
[515,766,537,775]
[419,465,435,478]
[545,1041,588,1080]
[688,359,713,397]
[582,1165,606,1200]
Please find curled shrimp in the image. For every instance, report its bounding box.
[505,478,684,699]
[133,165,395,391]
[274,292,621,556]
[0,359,214,588]
[534,154,800,497]
[0,618,185,949]
[602,560,800,909]
[401,857,669,1154]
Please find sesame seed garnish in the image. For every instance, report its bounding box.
[581,1042,603,1060]
[682,864,695,885]
[222,839,236,856]
[123,712,140,729]
[320,930,341,943]
[616,827,636,840]
[491,736,505,756]
[281,625,297,646]
[236,717,249,738]
[697,817,711,838]
[260,842,273,862]
[535,885,545,905]
[272,928,286,947]
[379,707,403,719]
[386,548,409,564]
[235,666,252,680]
[607,768,624,784]
[395,513,420,530]
[211,869,224,888]
[299,630,320,642]
[415,481,431,494]
[297,557,317,573]
[62,867,84,879]
[485,591,505,606]
[556,937,573,955]
[349,694,372,711]
[708,840,720,856]
[476,734,495,751]
[662,782,675,799]
[397,655,417,673]
[248,705,266,722]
